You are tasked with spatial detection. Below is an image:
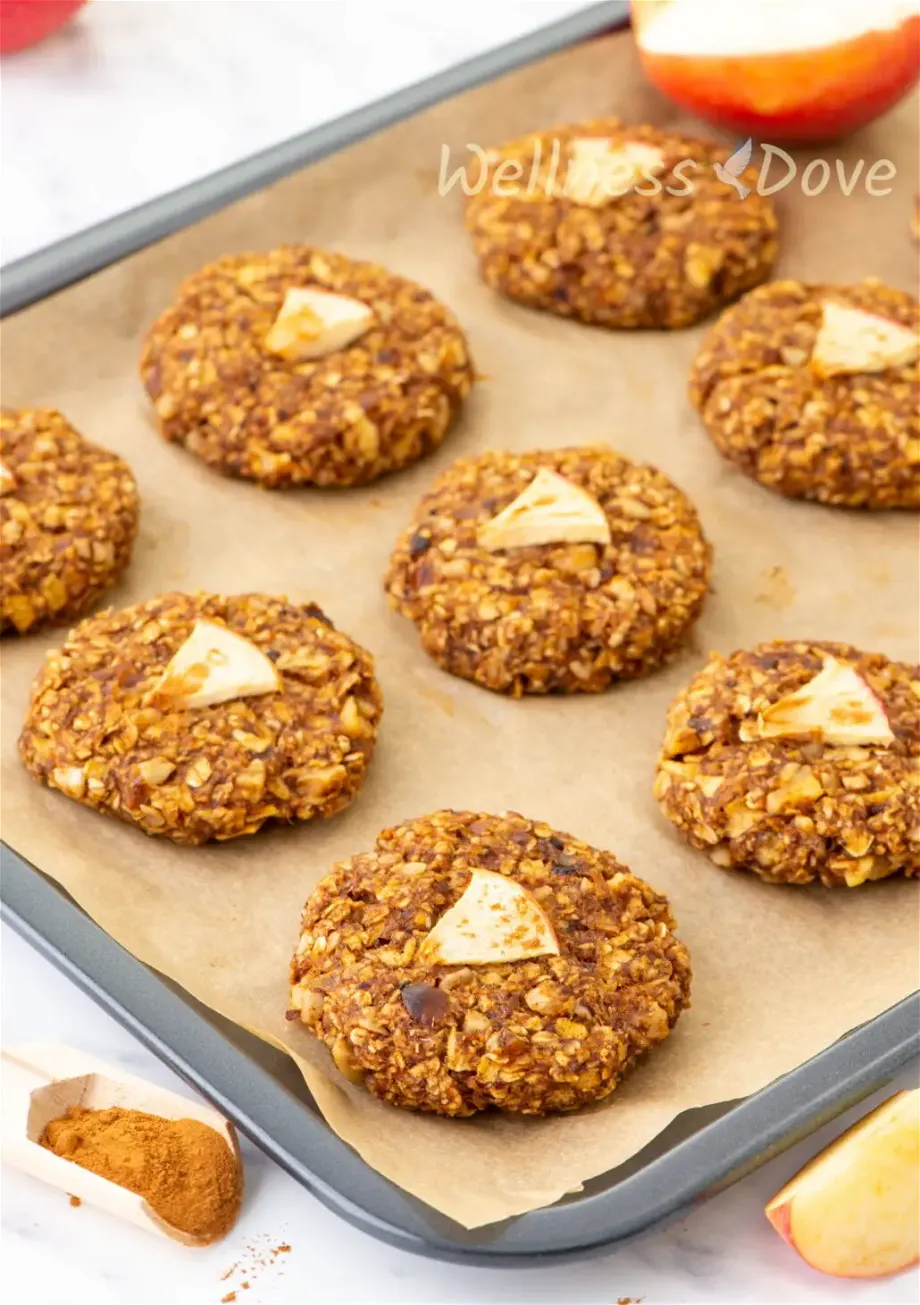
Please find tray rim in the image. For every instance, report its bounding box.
[1,0,918,1263]
[0,0,627,316]
[4,844,918,1264]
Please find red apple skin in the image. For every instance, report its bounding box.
[0,1,88,55]
[634,11,920,144]
[764,1199,793,1248]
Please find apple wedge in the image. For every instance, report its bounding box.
[740,656,895,747]
[765,1088,920,1278]
[265,287,374,361]
[478,468,611,551]
[152,619,281,710]
[419,868,560,966]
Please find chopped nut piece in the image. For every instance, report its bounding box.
[331,1035,365,1084]
[52,766,85,798]
[524,979,568,1015]
[137,758,176,786]
[152,619,281,710]
[185,756,212,788]
[0,460,15,496]
[264,286,375,362]
[811,301,919,377]
[696,774,723,797]
[419,868,560,966]
[462,1009,491,1034]
[478,467,611,552]
[563,137,665,207]
[743,657,895,748]
[765,765,823,814]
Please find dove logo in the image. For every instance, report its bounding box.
[714,138,754,199]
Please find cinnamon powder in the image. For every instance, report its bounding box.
[41,1104,241,1241]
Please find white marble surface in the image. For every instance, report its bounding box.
[1,0,591,263]
[1,3,918,1303]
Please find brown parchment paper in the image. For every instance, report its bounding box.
[2,34,918,1230]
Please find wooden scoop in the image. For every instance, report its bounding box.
[1,1041,242,1245]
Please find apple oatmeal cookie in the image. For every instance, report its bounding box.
[384,445,712,695]
[289,809,691,1116]
[1,408,138,635]
[465,119,777,329]
[689,279,920,508]
[140,246,474,488]
[19,591,382,843]
[654,640,919,886]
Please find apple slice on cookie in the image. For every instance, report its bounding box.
[419,868,559,966]
[152,619,281,710]
[741,656,895,747]
[766,1089,920,1278]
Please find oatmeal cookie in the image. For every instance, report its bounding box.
[689,279,920,508]
[384,446,712,695]
[1,408,138,635]
[19,591,382,843]
[140,246,474,488]
[465,119,777,329]
[289,809,691,1116]
[654,640,919,886]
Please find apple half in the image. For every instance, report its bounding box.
[632,0,920,143]
[765,1089,920,1278]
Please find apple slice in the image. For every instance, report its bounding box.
[765,1089,920,1278]
[812,302,919,378]
[264,287,374,361]
[740,656,895,747]
[563,138,666,206]
[478,467,611,551]
[152,619,281,710]
[419,868,560,966]
[0,460,16,496]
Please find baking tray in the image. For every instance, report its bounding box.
[4,845,918,1263]
[2,0,918,1264]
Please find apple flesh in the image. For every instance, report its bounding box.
[765,1089,920,1278]
[632,0,920,144]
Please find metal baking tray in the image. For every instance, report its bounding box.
[2,0,918,1264]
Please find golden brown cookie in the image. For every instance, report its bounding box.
[1,408,138,635]
[384,445,712,695]
[289,809,691,1116]
[140,246,474,488]
[19,591,383,844]
[465,119,778,329]
[654,640,919,886]
[689,279,920,508]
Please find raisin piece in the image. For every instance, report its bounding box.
[400,982,449,1026]
[304,603,333,627]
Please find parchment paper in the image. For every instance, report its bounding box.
[2,34,918,1230]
